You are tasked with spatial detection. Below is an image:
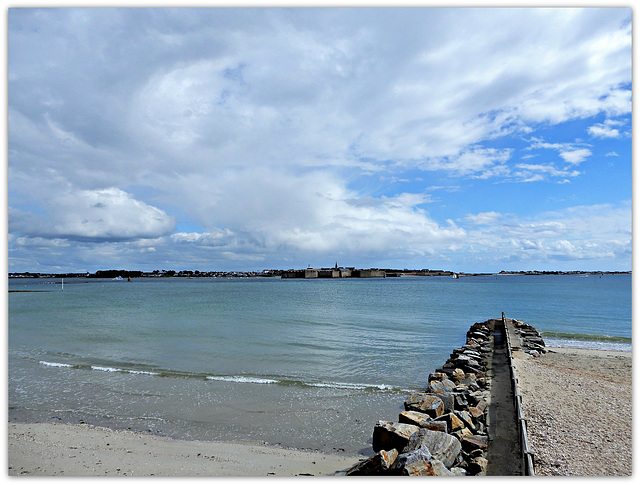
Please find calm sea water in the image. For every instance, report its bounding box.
[8,274,631,455]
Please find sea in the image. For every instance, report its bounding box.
[8,273,632,455]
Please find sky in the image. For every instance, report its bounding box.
[6,6,633,273]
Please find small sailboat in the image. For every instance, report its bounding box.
[452,273,459,279]
[113,276,124,281]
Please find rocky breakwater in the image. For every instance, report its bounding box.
[346,321,495,476]
[512,319,546,357]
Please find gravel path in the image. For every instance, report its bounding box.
[513,347,632,476]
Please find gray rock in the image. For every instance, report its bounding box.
[401,459,453,476]
[392,444,432,471]
[454,409,477,432]
[403,428,461,468]
[434,392,455,413]
[456,376,479,390]
[435,412,466,431]
[451,368,465,381]
[450,467,467,476]
[399,411,448,432]
[461,435,488,453]
[372,421,419,453]
[345,449,398,475]
[404,393,445,418]
[454,393,469,409]
[394,449,455,477]
[428,372,449,382]
[428,379,456,394]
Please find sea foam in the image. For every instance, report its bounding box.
[206,376,279,384]
[39,361,73,368]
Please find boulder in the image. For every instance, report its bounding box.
[392,446,455,477]
[454,410,477,432]
[453,427,473,439]
[459,350,483,361]
[451,368,465,381]
[372,421,419,453]
[454,393,469,409]
[468,406,484,420]
[456,376,479,391]
[404,393,444,418]
[403,428,461,468]
[469,331,489,340]
[345,449,398,475]
[468,456,488,475]
[473,397,489,413]
[435,412,466,431]
[461,435,488,453]
[401,459,454,476]
[399,411,447,432]
[428,372,448,382]
[391,444,432,471]
[428,379,456,394]
[435,392,455,413]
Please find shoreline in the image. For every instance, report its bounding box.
[8,345,633,476]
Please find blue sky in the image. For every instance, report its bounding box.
[6,6,632,273]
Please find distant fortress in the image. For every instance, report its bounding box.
[281,264,454,279]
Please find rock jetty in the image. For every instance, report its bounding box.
[512,319,547,357]
[345,318,545,476]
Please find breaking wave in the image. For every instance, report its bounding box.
[34,358,408,393]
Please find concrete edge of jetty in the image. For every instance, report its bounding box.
[341,314,545,476]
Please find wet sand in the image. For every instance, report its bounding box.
[512,346,632,476]
[7,422,358,477]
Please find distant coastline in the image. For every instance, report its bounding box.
[8,268,631,279]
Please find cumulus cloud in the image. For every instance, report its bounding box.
[10,188,176,242]
[587,119,624,138]
[559,148,592,165]
[160,167,465,260]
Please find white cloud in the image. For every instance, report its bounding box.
[463,211,502,226]
[512,163,581,182]
[587,119,623,138]
[526,139,593,166]
[559,148,592,165]
[10,188,176,242]
[458,202,631,268]
[171,229,236,247]
[159,167,466,260]
[418,146,513,178]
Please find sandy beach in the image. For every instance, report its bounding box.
[7,422,358,477]
[8,345,632,477]
[513,346,633,476]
